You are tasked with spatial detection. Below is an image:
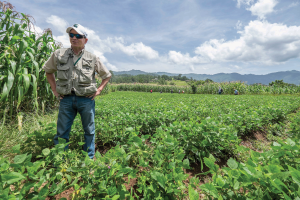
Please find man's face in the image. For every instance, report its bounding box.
[69,29,88,49]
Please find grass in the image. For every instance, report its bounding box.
[0,111,58,160]
[168,80,189,86]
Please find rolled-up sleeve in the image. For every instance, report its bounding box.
[42,51,58,74]
[95,57,111,79]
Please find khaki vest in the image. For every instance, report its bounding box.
[56,48,97,96]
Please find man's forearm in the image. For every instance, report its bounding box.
[98,76,111,91]
[46,73,57,92]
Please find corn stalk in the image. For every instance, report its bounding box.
[0,4,60,120]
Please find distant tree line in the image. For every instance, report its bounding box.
[269,80,297,87]
[106,71,296,88]
[108,72,192,84]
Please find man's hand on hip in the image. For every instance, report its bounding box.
[87,88,102,100]
[53,90,64,100]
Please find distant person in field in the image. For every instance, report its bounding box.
[218,87,223,94]
[150,89,153,93]
[171,89,173,94]
[182,90,184,94]
[160,90,162,93]
[42,24,111,159]
[234,88,239,95]
[178,89,180,94]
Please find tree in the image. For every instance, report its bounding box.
[269,80,296,87]
[205,79,214,83]
[109,70,114,83]
[187,81,197,94]
[158,78,167,85]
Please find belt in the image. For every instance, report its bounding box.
[64,91,76,96]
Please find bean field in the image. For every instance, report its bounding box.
[1,92,300,199]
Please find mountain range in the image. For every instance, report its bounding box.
[113,70,300,85]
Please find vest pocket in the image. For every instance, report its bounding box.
[57,65,70,80]
[79,59,93,83]
[78,84,97,95]
[56,82,69,95]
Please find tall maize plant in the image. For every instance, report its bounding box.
[112,82,300,95]
[0,3,60,120]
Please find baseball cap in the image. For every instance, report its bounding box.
[66,24,88,38]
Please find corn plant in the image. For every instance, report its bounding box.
[0,3,60,121]
[112,82,300,95]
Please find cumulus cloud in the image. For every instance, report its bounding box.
[247,0,278,19]
[194,20,300,64]
[46,15,160,71]
[46,15,68,34]
[30,24,43,34]
[235,20,243,30]
[168,51,202,65]
[116,42,159,60]
[236,0,278,19]
[236,0,254,8]
[287,1,299,8]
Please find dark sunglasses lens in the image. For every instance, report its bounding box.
[69,33,84,39]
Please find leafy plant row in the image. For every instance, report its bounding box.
[6,92,298,199]
[201,139,300,200]
[111,82,300,95]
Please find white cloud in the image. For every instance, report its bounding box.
[106,63,118,71]
[92,50,118,71]
[194,20,300,64]
[46,15,159,71]
[233,65,241,69]
[189,65,195,71]
[53,35,69,47]
[235,20,243,30]
[46,15,68,34]
[116,42,159,60]
[247,0,278,19]
[287,1,299,8]
[168,51,202,65]
[235,0,254,8]
[30,24,43,34]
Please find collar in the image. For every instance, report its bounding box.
[70,47,85,56]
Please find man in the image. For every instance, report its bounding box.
[42,24,111,159]
[218,87,223,94]
[234,88,239,95]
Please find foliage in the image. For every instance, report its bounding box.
[157,78,167,85]
[1,92,300,199]
[112,81,300,95]
[188,80,198,94]
[201,139,300,200]
[111,73,191,84]
[269,79,297,87]
[0,4,60,120]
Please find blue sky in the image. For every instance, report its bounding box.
[10,0,300,75]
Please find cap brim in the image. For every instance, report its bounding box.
[66,27,73,33]
[66,27,85,35]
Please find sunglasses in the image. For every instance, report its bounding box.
[69,33,85,39]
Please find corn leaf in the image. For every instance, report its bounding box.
[0,82,8,102]
[32,60,39,80]
[17,86,24,109]
[6,70,14,94]
[22,68,30,95]
[10,60,16,75]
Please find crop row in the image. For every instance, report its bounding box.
[2,92,300,199]
[111,82,300,95]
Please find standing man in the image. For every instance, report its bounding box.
[234,88,239,95]
[42,24,111,159]
[218,87,223,94]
